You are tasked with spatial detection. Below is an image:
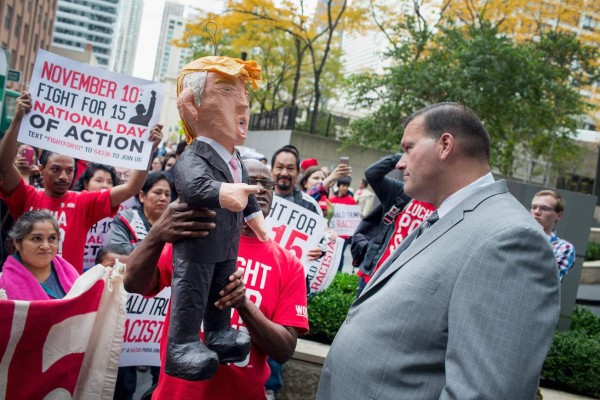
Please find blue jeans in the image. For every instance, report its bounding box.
[265,357,283,392]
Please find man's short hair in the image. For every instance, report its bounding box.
[534,189,565,213]
[271,146,300,171]
[403,103,491,161]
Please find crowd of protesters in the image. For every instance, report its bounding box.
[0,93,576,400]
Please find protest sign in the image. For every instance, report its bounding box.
[17,49,164,170]
[329,204,361,236]
[304,234,344,295]
[83,197,137,272]
[266,197,342,294]
[119,288,171,367]
[266,196,327,263]
[0,264,126,400]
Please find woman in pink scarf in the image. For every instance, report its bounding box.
[0,210,78,300]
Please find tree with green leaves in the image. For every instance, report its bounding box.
[345,16,598,180]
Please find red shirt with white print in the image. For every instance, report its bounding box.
[0,178,117,273]
[359,200,435,283]
[152,236,309,400]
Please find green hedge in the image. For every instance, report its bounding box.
[306,275,600,397]
[305,273,357,344]
[585,241,600,261]
[542,306,600,398]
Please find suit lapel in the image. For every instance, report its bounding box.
[357,180,508,302]
[193,140,235,183]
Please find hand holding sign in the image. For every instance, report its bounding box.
[14,92,32,121]
[148,123,163,152]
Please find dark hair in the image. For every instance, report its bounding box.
[299,166,324,190]
[271,146,300,171]
[74,163,120,191]
[162,153,176,170]
[175,140,187,157]
[337,176,352,186]
[39,150,76,167]
[95,243,134,265]
[141,171,169,196]
[9,210,60,243]
[403,102,491,161]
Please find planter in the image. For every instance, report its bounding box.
[581,261,600,284]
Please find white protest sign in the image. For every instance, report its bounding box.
[304,234,345,295]
[18,49,164,170]
[266,196,343,294]
[266,196,327,263]
[119,288,170,367]
[329,204,362,236]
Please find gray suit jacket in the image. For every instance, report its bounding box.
[317,180,560,400]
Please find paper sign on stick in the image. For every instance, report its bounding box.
[18,50,164,170]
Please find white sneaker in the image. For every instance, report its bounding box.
[266,389,276,400]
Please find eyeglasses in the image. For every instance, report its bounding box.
[248,177,275,190]
[530,205,556,213]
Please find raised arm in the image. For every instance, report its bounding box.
[0,92,31,194]
[124,201,216,295]
[110,124,163,208]
[365,153,404,204]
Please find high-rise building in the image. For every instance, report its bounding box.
[51,0,120,69]
[112,0,143,75]
[153,1,187,83]
[0,0,58,91]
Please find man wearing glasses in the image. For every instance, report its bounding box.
[531,189,575,280]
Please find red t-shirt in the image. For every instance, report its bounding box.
[0,178,117,273]
[328,194,357,206]
[358,200,435,283]
[152,237,309,400]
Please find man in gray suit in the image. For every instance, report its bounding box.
[317,103,560,400]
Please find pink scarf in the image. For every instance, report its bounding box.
[0,255,79,300]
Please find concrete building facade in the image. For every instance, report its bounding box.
[0,0,58,91]
[51,0,120,69]
[112,0,143,75]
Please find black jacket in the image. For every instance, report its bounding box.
[351,154,411,275]
[173,140,260,263]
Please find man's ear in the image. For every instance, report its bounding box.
[438,132,454,159]
[177,87,199,123]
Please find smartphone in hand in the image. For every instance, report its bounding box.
[340,156,349,166]
[22,147,35,166]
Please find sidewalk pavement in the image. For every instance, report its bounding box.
[541,387,598,399]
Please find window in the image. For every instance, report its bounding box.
[582,15,594,30]
[14,16,21,37]
[4,6,12,30]
[23,24,29,43]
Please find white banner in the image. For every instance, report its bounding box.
[329,204,362,237]
[119,288,171,367]
[18,49,164,170]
